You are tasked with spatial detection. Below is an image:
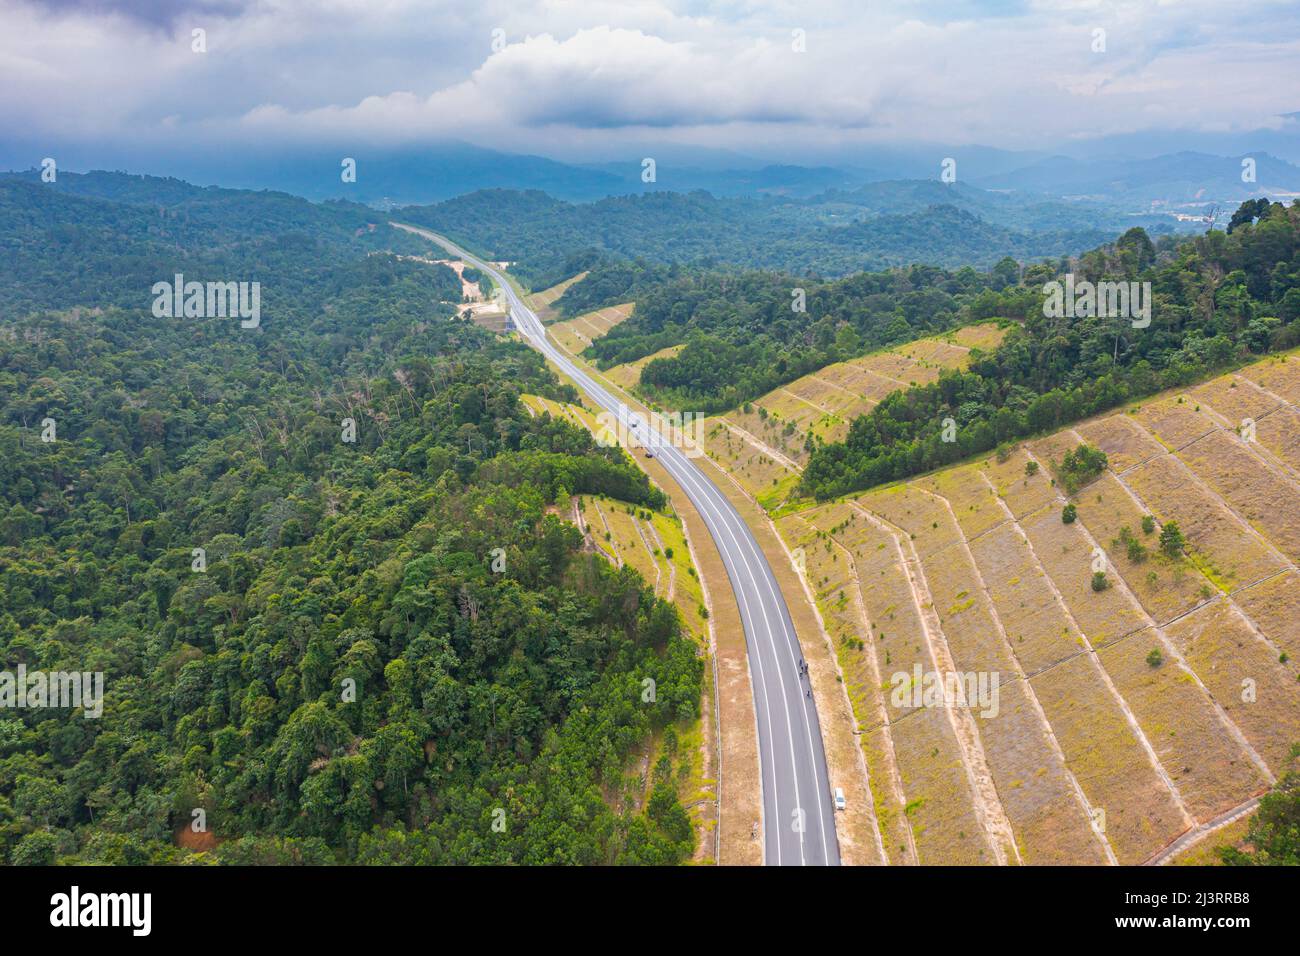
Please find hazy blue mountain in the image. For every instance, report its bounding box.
[579,161,879,197]
[977,151,1300,206]
[809,179,1179,235]
[246,142,628,204]
[787,143,1053,182]
[0,141,628,205]
[1049,118,1300,166]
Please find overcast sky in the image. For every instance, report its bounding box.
[4,0,1299,164]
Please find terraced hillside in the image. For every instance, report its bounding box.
[696,323,1007,510]
[776,349,1300,865]
[520,394,712,646]
[525,271,588,322]
[520,392,603,435]
[549,302,636,355]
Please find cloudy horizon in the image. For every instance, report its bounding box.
[4,0,1300,175]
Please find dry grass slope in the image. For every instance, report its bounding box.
[526,272,589,323]
[697,323,1008,512]
[774,350,1300,865]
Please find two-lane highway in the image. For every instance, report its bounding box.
[393,223,841,866]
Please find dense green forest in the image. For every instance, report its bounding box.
[802,203,1300,499]
[397,186,1130,288]
[0,175,702,865]
[0,173,432,317]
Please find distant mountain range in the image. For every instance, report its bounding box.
[578,161,872,198]
[809,180,1156,234]
[7,140,1294,220]
[209,144,878,204]
[4,148,1292,290]
[396,186,1121,285]
[976,151,1300,210]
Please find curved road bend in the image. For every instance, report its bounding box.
[393,223,840,866]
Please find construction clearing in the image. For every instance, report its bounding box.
[548,303,636,355]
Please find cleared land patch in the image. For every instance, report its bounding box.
[1029,654,1188,863]
[982,448,1059,518]
[1131,396,1216,450]
[1164,598,1300,774]
[519,392,605,439]
[1175,430,1300,564]
[1239,354,1300,403]
[1233,570,1300,663]
[698,418,802,511]
[1095,627,1267,821]
[550,302,634,354]
[1190,375,1281,425]
[526,271,588,322]
[1124,454,1285,592]
[701,323,1007,476]
[1069,468,1210,625]
[1252,405,1300,476]
[968,520,1086,676]
[604,344,684,391]
[1075,414,1165,474]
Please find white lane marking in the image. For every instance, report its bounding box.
[647,432,808,864]
[759,537,835,862]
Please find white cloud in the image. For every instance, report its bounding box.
[232,25,882,142]
[3,0,1298,158]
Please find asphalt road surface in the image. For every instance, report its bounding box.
[393,223,841,866]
